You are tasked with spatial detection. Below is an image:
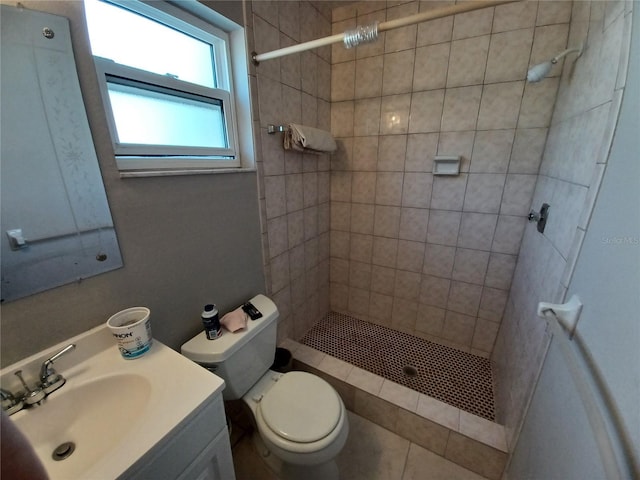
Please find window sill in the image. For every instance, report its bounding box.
[119,167,256,178]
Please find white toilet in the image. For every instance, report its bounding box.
[181,294,349,479]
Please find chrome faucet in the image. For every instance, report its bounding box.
[39,344,76,394]
[0,343,76,415]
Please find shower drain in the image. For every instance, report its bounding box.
[52,442,75,461]
[403,365,418,377]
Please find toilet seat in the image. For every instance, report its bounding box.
[260,371,341,443]
[253,372,347,456]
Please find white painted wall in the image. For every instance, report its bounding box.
[508,7,639,478]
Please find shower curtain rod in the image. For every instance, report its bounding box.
[252,0,519,64]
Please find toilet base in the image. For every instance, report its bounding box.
[252,432,339,480]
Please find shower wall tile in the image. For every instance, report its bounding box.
[484,29,534,84]
[406,133,439,172]
[399,207,430,242]
[408,90,445,133]
[441,86,483,131]
[492,1,537,33]
[423,244,456,279]
[328,0,571,354]
[355,56,384,99]
[509,128,547,174]
[447,36,490,88]
[416,13,453,47]
[382,50,416,95]
[529,24,570,72]
[463,174,506,214]
[413,43,450,92]
[536,1,572,27]
[470,129,515,173]
[477,81,524,130]
[452,8,494,40]
[458,213,498,251]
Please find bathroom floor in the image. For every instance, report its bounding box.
[300,313,495,421]
[231,409,490,480]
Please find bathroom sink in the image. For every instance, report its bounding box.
[0,325,225,479]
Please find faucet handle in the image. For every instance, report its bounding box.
[14,370,45,406]
[40,344,76,393]
[1,388,24,415]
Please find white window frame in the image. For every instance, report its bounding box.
[88,0,242,172]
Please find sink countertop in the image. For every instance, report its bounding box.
[0,324,225,479]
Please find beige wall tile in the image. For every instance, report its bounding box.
[485,28,534,84]
[346,366,385,395]
[383,50,416,95]
[331,61,355,102]
[518,77,559,128]
[267,215,288,258]
[463,174,506,214]
[447,36,490,87]
[354,98,382,136]
[452,8,494,40]
[385,2,419,52]
[477,81,524,130]
[458,213,498,251]
[409,90,446,133]
[438,131,475,172]
[331,230,350,259]
[380,379,420,411]
[399,207,430,241]
[332,18,357,64]
[392,298,418,330]
[500,174,537,215]
[530,24,570,69]
[441,86,483,131]
[402,172,433,208]
[355,55,384,99]
[441,309,477,344]
[452,248,490,285]
[264,175,287,218]
[491,215,526,254]
[380,94,412,134]
[431,174,467,211]
[375,172,404,205]
[372,236,399,268]
[331,171,352,201]
[353,389,399,432]
[470,129,515,173]
[351,203,375,234]
[416,303,446,335]
[493,1,537,33]
[331,100,355,136]
[348,286,370,316]
[369,290,393,323]
[330,257,349,284]
[536,1,572,26]
[356,11,387,59]
[288,211,305,248]
[352,171,377,204]
[353,136,379,171]
[427,210,461,246]
[471,317,500,353]
[374,205,402,237]
[397,240,426,272]
[371,264,397,295]
[394,269,422,300]
[422,244,456,279]
[406,133,439,172]
[350,233,374,263]
[413,43,450,91]
[378,135,408,171]
[417,14,453,47]
[478,287,508,322]
[509,128,547,174]
[484,253,516,290]
[301,51,317,97]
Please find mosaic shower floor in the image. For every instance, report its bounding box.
[300,312,496,421]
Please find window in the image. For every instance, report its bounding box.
[84,0,240,171]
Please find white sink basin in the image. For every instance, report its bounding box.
[0,325,225,479]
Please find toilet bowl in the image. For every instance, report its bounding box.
[243,370,349,466]
[181,295,349,477]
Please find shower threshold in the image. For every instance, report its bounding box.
[300,312,495,421]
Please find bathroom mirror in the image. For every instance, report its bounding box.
[0,5,123,302]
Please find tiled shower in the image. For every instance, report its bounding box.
[250,0,632,457]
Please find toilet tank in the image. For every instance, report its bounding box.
[181,294,279,400]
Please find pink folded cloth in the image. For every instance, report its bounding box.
[220,307,248,333]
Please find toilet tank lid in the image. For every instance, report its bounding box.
[180,294,278,364]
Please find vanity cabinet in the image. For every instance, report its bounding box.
[121,393,235,480]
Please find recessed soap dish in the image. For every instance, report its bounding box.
[433,155,461,176]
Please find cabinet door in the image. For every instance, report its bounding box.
[179,428,235,480]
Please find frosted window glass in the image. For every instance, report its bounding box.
[107,82,227,149]
[85,0,215,88]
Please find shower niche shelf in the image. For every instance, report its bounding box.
[433,155,461,176]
